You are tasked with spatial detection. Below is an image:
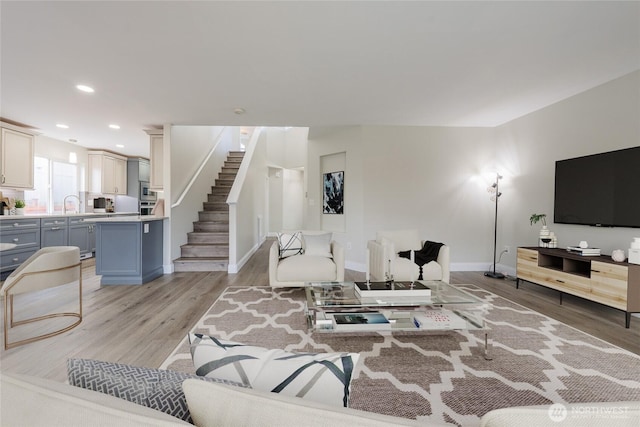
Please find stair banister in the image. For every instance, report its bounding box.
[225,127,263,206]
[171,127,227,209]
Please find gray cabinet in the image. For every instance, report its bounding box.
[68,216,92,258]
[95,219,163,285]
[0,218,40,279]
[41,217,68,247]
[127,158,150,197]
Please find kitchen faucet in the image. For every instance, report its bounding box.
[63,194,82,214]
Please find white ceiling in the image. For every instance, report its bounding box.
[2,1,639,158]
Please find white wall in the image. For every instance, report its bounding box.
[268,167,283,233]
[496,70,640,268]
[229,130,268,272]
[305,70,640,274]
[283,169,304,230]
[169,126,231,261]
[307,126,365,270]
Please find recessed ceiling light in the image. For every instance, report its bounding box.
[234,108,246,115]
[76,84,95,93]
[109,124,120,130]
[56,123,69,129]
[116,144,124,148]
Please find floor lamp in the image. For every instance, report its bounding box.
[485,173,505,279]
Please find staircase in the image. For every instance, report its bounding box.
[173,151,244,272]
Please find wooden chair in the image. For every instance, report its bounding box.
[2,246,82,350]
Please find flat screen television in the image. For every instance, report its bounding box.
[554,146,640,228]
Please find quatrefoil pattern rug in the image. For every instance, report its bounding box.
[160,285,640,426]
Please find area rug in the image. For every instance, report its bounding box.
[160,284,640,426]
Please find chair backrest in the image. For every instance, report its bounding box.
[376,230,421,252]
[2,246,81,296]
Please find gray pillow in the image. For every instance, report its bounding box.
[67,358,248,423]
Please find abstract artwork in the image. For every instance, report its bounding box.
[323,171,344,214]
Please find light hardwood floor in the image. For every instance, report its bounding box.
[2,239,638,383]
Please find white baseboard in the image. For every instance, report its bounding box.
[228,236,266,274]
[345,261,516,278]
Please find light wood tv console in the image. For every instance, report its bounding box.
[516,247,640,328]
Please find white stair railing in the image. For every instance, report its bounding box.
[171,127,227,209]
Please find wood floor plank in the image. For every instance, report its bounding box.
[2,240,638,383]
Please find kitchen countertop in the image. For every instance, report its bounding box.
[85,215,167,223]
[0,212,139,220]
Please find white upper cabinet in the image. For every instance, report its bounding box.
[146,129,163,190]
[88,151,128,194]
[1,123,37,189]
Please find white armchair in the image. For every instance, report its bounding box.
[269,231,345,288]
[367,229,450,283]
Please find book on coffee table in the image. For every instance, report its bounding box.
[413,309,467,330]
[354,281,432,298]
[329,312,391,331]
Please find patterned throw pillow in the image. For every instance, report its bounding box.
[188,333,360,407]
[67,358,248,423]
[277,232,304,258]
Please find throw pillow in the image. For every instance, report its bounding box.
[302,233,333,258]
[188,333,359,407]
[67,358,248,423]
[277,232,304,258]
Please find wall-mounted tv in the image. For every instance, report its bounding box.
[554,146,640,228]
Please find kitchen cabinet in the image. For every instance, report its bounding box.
[145,129,164,190]
[68,216,93,258]
[41,217,68,247]
[88,151,128,194]
[127,158,150,197]
[94,217,164,285]
[0,218,40,279]
[1,123,37,189]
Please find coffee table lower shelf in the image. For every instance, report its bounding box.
[306,307,492,360]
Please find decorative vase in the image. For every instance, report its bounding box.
[539,226,551,247]
[14,207,24,215]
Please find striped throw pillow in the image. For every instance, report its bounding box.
[189,333,359,407]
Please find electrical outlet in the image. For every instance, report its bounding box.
[504,246,510,253]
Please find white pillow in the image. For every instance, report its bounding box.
[188,334,359,408]
[302,233,333,258]
[277,232,304,258]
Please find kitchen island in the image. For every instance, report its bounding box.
[88,216,166,285]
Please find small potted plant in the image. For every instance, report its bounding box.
[530,213,551,246]
[14,199,25,215]
[529,213,546,227]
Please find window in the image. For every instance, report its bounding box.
[24,157,49,214]
[24,157,78,214]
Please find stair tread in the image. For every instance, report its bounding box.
[175,151,240,272]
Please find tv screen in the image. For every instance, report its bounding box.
[554,146,640,228]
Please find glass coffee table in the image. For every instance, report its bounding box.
[305,280,492,359]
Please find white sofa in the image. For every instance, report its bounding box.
[367,229,450,283]
[0,371,434,426]
[3,371,638,426]
[269,231,345,287]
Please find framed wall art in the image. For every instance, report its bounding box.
[323,171,344,214]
